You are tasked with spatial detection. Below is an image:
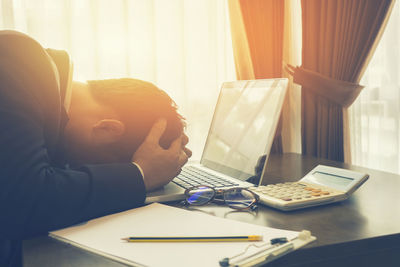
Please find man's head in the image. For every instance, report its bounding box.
[64,78,185,166]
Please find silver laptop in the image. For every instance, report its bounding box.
[145,78,289,203]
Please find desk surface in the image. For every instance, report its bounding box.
[23,153,400,267]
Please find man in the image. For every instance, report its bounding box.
[0,30,191,266]
[64,78,191,189]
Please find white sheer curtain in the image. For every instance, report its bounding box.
[349,0,400,173]
[281,0,302,154]
[0,0,236,160]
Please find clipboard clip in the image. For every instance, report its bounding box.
[219,230,312,267]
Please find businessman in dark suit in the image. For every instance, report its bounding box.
[0,30,191,266]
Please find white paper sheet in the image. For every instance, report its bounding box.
[50,203,299,267]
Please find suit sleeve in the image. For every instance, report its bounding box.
[0,69,146,241]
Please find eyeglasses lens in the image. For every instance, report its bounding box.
[224,188,255,209]
[186,186,215,205]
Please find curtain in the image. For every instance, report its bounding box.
[288,0,394,162]
[281,0,302,154]
[228,0,285,153]
[0,0,236,160]
[349,1,400,174]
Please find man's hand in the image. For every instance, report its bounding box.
[132,119,191,192]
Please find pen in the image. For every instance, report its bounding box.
[121,235,263,242]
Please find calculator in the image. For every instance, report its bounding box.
[249,165,369,211]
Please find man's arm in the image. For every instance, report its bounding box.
[0,75,146,240]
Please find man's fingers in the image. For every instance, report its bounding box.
[168,135,183,154]
[145,119,167,144]
[183,147,192,158]
[169,135,189,167]
[169,135,192,160]
[182,134,189,146]
[178,149,189,167]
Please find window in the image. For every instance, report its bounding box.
[349,1,400,173]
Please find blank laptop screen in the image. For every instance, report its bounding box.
[200,79,288,181]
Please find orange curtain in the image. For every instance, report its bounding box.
[228,0,285,152]
[289,0,394,161]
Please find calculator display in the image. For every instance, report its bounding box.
[309,171,354,191]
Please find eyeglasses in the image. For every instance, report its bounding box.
[184,185,260,210]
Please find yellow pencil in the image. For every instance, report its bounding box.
[121,235,263,242]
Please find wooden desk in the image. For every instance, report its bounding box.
[23,153,400,267]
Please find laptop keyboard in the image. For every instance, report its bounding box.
[172,165,239,189]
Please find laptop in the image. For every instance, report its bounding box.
[145,78,289,203]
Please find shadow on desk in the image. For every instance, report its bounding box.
[266,234,400,267]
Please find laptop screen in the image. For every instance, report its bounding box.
[200,79,288,182]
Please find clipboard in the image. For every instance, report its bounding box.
[219,230,316,266]
[50,203,316,267]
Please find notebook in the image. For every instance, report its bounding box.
[145,79,289,203]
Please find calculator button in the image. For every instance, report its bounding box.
[281,198,292,201]
[311,193,321,197]
[305,187,314,191]
[321,191,330,195]
[312,189,321,193]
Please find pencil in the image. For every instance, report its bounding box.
[121,235,263,242]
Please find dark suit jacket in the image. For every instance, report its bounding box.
[0,31,146,266]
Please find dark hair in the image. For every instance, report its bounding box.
[87,78,185,160]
